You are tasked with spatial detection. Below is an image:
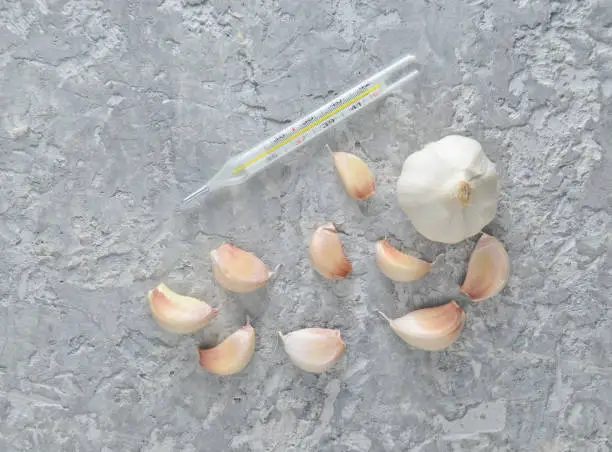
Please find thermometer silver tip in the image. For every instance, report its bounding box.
[182,184,210,206]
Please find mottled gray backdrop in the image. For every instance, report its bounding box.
[1,0,611,451]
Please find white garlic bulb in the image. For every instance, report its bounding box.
[396,135,499,244]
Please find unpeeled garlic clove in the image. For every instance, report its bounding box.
[279,328,346,373]
[379,301,465,351]
[309,223,352,279]
[460,233,509,302]
[211,243,273,293]
[198,319,255,375]
[148,283,217,334]
[332,151,375,200]
[375,239,431,282]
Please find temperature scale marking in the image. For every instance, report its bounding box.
[232,83,381,174]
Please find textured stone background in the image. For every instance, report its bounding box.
[1,0,611,451]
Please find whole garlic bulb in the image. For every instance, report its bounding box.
[396,135,499,244]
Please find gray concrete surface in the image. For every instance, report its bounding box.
[1,0,611,451]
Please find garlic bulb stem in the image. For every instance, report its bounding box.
[457,180,472,206]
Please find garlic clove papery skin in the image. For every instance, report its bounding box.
[198,320,256,375]
[379,301,465,351]
[375,239,431,282]
[279,328,346,373]
[309,223,352,279]
[332,152,375,200]
[396,135,499,244]
[148,283,217,334]
[460,234,509,302]
[211,243,272,293]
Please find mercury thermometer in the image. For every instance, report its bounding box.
[182,53,419,206]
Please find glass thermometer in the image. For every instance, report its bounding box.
[182,53,419,206]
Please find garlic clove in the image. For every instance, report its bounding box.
[211,243,273,293]
[379,301,465,351]
[460,233,509,302]
[332,151,375,200]
[148,283,217,334]
[375,239,431,282]
[309,223,352,279]
[198,319,255,375]
[279,328,346,373]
